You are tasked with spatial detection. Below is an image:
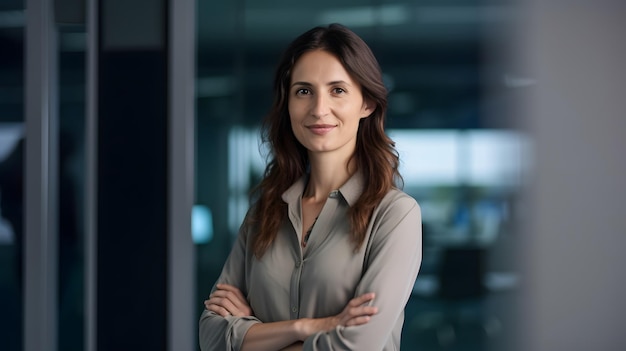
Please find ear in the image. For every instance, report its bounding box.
[360,99,375,119]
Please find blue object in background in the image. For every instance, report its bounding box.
[192,205,213,244]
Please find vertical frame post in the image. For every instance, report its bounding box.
[168,0,196,349]
[24,0,58,350]
[85,0,98,350]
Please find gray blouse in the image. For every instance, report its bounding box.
[199,172,422,351]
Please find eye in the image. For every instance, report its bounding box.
[295,88,311,96]
[332,87,346,94]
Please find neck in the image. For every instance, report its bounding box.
[304,152,356,201]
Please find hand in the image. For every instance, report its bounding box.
[331,292,378,328]
[297,293,378,339]
[205,283,253,317]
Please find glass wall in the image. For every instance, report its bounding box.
[57,21,87,351]
[0,2,25,350]
[195,1,524,350]
[0,3,87,350]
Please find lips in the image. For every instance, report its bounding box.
[307,124,336,135]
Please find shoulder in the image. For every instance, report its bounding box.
[375,188,420,218]
[367,188,421,238]
[365,188,422,255]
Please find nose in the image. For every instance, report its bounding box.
[311,94,329,118]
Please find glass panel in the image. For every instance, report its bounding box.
[2,4,89,350]
[195,1,523,350]
[57,23,86,351]
[0,3,25,351]
[0,3,24,351]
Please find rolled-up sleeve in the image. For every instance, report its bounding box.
[199,310,261,351]
[303,195,422,350]
[199,216,261,351]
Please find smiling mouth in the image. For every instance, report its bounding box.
[307,124,336,135]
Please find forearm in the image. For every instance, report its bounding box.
[241,319,305,351]
[280,341,304,351]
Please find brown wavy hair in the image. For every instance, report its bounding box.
[249,23,402,258]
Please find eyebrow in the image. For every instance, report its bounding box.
[291,80,352,88]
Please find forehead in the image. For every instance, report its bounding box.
[290,50,355,83]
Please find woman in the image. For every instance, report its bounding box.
[200,23,422,351]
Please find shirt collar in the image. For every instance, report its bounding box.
[281,171,364,207]
[338,171,364,207]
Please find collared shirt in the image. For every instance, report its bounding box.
[199,172,422,351]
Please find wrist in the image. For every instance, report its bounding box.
[293,317,338,341]
[293,318,311,341]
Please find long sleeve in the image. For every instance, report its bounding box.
[199,219,262,351]
[303,194,422,350]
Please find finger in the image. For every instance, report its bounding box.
[339,306,378,326]
[211,289,245,304]
[345,305,378,320]
[207,296,241,316]
[353,306,378,316]
[344,315,372,327]
[217,284,248,303]
[349,292,376,307]
[210,290,250,315]
[216,286,251,314]
[204,298,226,311]
[206,304,231,317]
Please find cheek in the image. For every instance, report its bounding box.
[287,104,298,124]
[288,104,310,132]
[287,112,303,142]
[288,113,300,137]
[288,100,305,118]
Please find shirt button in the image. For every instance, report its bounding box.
[295,260,301,268]
[329,190,339,198]
[292,306,298,313]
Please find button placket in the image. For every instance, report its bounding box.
[290,253,303,319]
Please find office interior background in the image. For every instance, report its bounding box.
[1,0,625,351]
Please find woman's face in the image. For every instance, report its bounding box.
[288,50,373,159]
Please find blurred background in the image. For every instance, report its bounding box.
[1,0,625,351]
[195,2,524,351]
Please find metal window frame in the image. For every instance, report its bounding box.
[85,0,98,350]
[24,0,59,350]
[168,0,196,350]
[25,0,197,349]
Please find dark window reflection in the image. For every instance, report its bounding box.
[0,7,24,350]
[57,25,87,351]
